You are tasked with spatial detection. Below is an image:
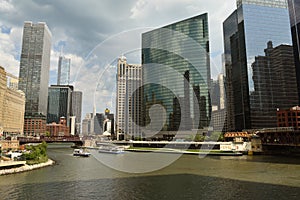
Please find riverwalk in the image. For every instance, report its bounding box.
[0,159,55,175]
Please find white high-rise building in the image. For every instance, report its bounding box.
[116,56,142,139]
[57,56,71,85]
[19,21,51,117]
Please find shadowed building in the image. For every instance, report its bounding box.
[251,42,298,128]
[288,0,300,104]
[47,85,73,127]
[223,0,292,131]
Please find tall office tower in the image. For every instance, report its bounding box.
[251,41,298,128]
[47,85,73,127]
[142,13,211,133]
[71,91,82,135]
[288,0,300,104]
[94,113,105,134]
[18,22,51,135]
[82,113,93,135]
[223,0,292,131]
[116,56,142,139]
[19,21,51,117]
[57,56,71,85]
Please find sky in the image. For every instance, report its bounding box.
[0,0,236,118]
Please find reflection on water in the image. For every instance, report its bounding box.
[0,144,299,200]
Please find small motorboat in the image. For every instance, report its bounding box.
[73,149,91,157]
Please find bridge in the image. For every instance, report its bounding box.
[18,136,84,146]
[256,129,300,147]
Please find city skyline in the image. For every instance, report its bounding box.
[0,0,237,117]
[1,0,300,133]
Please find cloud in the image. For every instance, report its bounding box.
[0,0,237,118]
[0,26,22,76]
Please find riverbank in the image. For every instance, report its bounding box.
[126,148,243,156]
[0,159,55,176]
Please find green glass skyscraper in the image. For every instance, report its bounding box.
[141,13,211,133]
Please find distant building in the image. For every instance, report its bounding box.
[47,85,73,126]
[223,0,292,131]
[57,56,71,85]
[0,140,19,151]
[104,108,114,136]
[46,117,70,136]
[18,21,51,135]
[23,115,46,136]
[116,56,142,138]
[94,113,105,134]
[71,91,82,135]
[211,74,226,132]
[6,72,19,90]
[251,42,298,128]
[82,113,93,135]
[277,106,300,130]
[0,67,25,137]
[288,0,300,104]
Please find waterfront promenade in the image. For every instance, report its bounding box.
[0,159,55,175]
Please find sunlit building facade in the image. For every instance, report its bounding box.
[18,21,51,117]
[116,56,142,138]
[18,22,51,135]
[57,56,71,85]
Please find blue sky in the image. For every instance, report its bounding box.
[0,0,236,116]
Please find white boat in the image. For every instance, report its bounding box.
[98,144,125,154]
[73,149,91,157]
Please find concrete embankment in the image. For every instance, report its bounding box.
[0,159,55,176]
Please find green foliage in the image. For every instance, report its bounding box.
[208,132,224,141]
[45,131,50,137]
[25,141,48,165]
[194,133,205,142]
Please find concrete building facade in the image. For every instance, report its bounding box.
[116,56,142,138]
[18,21,51,135]
[0,67,25,137]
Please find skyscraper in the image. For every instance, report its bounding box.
[18,21,51,136]
[116,56,142,139]
[47,85,73,126]
[142,13,211,133]
[251,42,298,128]
[57,56,71,85]
[223,0,292,130]
[19,21,51,117]
[288,0,300,104]
[71,91,82,135]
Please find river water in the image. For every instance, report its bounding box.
[0,144,299,200]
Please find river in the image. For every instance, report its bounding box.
[0,143,299,200]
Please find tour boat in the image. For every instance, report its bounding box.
[98,144,125,154]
